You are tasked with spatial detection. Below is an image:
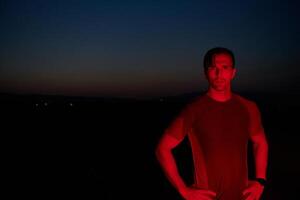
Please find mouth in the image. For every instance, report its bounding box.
[214,79,225,84]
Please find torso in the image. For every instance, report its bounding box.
[187,93,252,200]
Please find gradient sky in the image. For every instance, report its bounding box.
[0,0,299,98]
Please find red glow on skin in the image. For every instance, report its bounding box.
[156,53,268,200]
[205,53,236,101]
[243,180,264,200]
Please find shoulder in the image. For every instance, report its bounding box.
[233,93,261,116]
[186,94,209,109]
[179,94,207,115]
[234,93,257,108]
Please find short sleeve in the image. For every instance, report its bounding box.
[164,104,194,141]
[248,102,264,137]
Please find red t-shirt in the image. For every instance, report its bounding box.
[166,93,264,200]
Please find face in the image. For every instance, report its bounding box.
[205,53,236,91]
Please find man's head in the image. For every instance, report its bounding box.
[203,47,236,92]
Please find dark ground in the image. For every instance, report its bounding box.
[2,91,300,199]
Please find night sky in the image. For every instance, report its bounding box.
[1,0,299,98]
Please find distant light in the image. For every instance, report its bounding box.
[35,103,39,106]
[69,103,73,107]
[159,98,164,102]
[44,102,48,106]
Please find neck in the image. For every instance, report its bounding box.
[206,87,232,102]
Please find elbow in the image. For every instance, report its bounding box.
[254,137,269,151]
[155,133,178,161]
[155,142,164,161]
[262,136,269,150]
[155,141,171,162]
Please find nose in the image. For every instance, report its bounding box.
[215,68,222,76]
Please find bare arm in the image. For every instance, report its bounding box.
[248,103,269,179]
[243,127,269,200]
[250,129,268,179]
[243,103,269,200]
[155,117,216,200]
[155,131,188,196]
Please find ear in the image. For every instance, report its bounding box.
[231,68,237,79]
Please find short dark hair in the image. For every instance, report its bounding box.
[203,47,235,72]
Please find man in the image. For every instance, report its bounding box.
[155,47,268,200]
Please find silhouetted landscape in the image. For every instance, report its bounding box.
[2,90,300,199]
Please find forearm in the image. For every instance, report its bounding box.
[156,147,187,196]
[253,140,268,179]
